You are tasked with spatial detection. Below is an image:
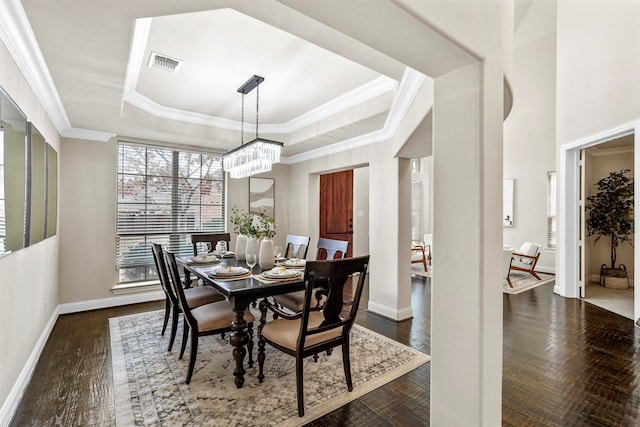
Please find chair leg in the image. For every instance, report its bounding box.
[167,306,179,352]
[342,341,353,392]
[247,324,254,368]
[529,270,541,280]
[186,329,198,384]
[296,357,305,417]
[161,299,170,336]
[257,337,265,383]
[179,320,189,359]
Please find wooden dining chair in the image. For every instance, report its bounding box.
[284,234,310,259]
[191,233,231,256]
[164,249,255,384]
[316,237,349,260]
[273,238,350,313]
[151,243,225,352]
[257,256,370,417]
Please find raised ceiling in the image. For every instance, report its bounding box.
[14,1,424,162]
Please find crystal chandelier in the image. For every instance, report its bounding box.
[223,75,283,179]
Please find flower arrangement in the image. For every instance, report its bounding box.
[229,206,276,239]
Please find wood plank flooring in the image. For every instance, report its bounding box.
[9,277,640,426]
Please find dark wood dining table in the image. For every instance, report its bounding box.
[176,257,305,389]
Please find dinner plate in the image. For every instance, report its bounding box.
[190,254,218,263]
[284,258,306,267]
[262,268,301,279]
[213,250,235,258]
[210,266,249,277]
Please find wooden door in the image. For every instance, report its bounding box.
[319,170,353,257]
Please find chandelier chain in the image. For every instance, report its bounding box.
[256,84,259,138]
[241,92,245,145]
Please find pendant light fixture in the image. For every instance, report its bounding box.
[222,75,283,179]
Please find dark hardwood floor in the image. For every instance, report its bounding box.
[9,277,640,426]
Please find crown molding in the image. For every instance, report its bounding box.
[587,145,634,157]
[282,67,427,164]
[0,0,115,142]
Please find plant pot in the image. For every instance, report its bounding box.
[599,265,629,289]
[235,234,247,261]
[259,238,275,270]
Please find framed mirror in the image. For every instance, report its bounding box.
[28,123,46,245]
[503,179,514,227]
[0,87,28,256]
[249,177,274,219]
[45,143,57,238]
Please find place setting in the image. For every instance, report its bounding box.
[186,242,221,265]
[255,265,303,283]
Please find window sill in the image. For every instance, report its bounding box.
[112,280,162,295]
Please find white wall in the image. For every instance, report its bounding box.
[503,0,557,272]
[0,40,60,418]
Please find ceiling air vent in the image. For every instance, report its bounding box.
[147,52,182,74]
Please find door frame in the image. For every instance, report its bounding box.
[559,120,640,325]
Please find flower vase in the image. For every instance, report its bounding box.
[259,238,275,270]
[245,237,259,261]
[235,234,247,261]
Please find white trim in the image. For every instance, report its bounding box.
[367,300,413,321]
[559,120,640,326]
[0,305,60,427]
[57,291,165,315]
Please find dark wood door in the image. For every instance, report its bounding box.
[319,170,353,257]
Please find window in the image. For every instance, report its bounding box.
[117,142,225,283]
[547,171,556,248]
[411,181,424,243]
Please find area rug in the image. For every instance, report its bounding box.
[110,310,429,427]
[503,272,555,294]
[411,265,431,278]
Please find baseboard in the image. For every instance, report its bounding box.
[536,266,556,275]
[367,301,413,321]
[0,305,61,427]
[0,291,165,427]
[57,291,165,315]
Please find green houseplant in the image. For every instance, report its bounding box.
[585,169,634,289]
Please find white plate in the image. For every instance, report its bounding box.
[262,268,301,279]
[190,254,218,263]
[213,250,235,258]
[211,266,249,277]
[284,259,306,267]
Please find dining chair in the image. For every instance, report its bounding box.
[151,243,225,352]
[257,256,370,417]
[273,238,350,313]
[165,249,255,384]
[191,233,231,256]
[316,237,349,260]
[284,234,310,259]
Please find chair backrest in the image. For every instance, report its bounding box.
[298,256,370,351]
[515,242,541,265]
[285,234,310,259]
[164,249,197,328]
[151,242,177,305]
[316,238,349,260]
[191,233,231,256]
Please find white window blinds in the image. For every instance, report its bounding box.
[547,171,556,248]
[116,142,225,283]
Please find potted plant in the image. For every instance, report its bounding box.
[585,169,634,289]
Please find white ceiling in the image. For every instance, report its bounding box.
[13,1,425,162]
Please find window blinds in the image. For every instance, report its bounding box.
[116,142,225,283]
[547,171,556,248]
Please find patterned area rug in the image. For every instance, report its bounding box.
[503,272,555,294]
[110,310,429,427]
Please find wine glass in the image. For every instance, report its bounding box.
[274,245,283,264]
[203,242,212,254]
[246,252,257,273]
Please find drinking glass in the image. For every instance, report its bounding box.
[216,241,227,255]
[246,253,257,273]
[274,246,283,264]
[203,242,212,254]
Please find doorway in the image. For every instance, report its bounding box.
[581,136,635,319]
[560,121,639,325]
[319,170,353,258]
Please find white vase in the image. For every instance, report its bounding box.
[235,234,247,261]
[245,237,260,261]
[259,238,275,270]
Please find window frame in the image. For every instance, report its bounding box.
[116,140,226,284]
[547,171,557,249]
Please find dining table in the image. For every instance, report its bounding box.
[177,256,305,389]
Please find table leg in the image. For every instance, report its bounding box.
[229,303,249,388]
[183,269,192,288]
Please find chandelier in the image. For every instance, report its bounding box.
[223,75,283,179]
